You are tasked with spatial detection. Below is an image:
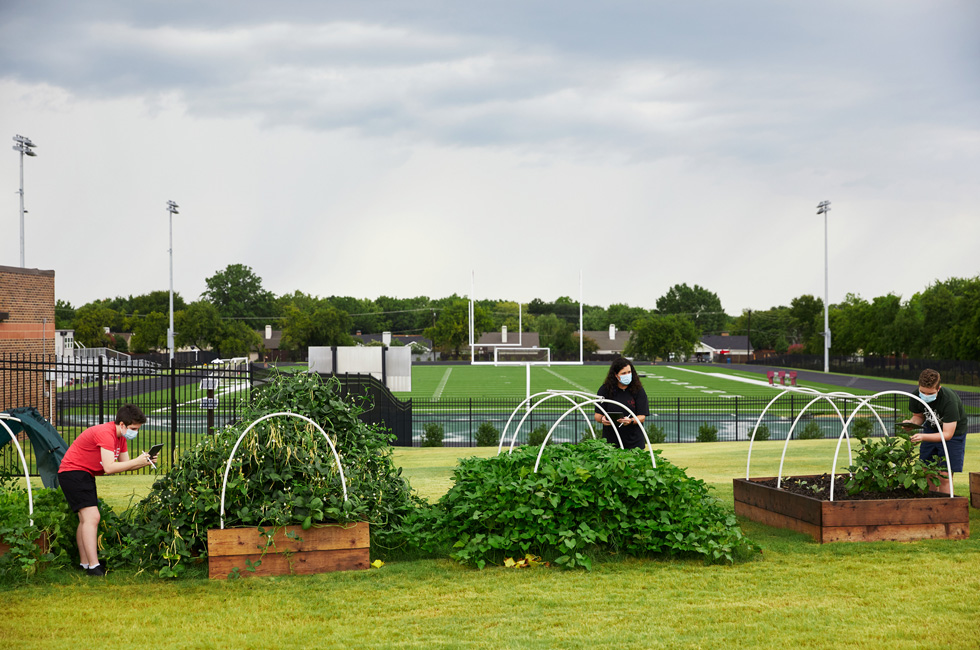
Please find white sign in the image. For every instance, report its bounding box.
[200,398,219,410]
[199,378,220,391]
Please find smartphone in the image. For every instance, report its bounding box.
[147,443,164,457]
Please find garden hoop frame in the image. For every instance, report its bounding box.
[219,411,349,529]
[497,390,656,473]
[0,414,33,526]
[830,390,954,500]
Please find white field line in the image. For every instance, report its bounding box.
[543,368,592,393]
[432,367,453,401]
[150,380,250,414]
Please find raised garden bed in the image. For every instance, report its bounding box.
[0,531,49,557]
[734,475,970,543]
[971,473,980,510]
[208,522,369,579]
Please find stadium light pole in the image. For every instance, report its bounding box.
[167,200,179,362]
[12,135,37,267]
[816,200,831,373]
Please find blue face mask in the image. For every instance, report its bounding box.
[619,373,632,386]
[123,427,139,440]
[918,390,938,404]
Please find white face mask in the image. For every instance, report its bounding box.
[619,373,632,386]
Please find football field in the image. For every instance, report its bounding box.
[395,363,877,401]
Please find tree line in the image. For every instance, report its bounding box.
[54,264,980,362]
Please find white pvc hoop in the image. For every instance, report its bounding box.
[496,390,596,454]
[0,415,33,526]
[530,396,657,473]
[219,411,348,529]
[775,395,861,488]
[830,390,954,500]
[499,391,615,452]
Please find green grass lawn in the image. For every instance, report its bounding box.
[399,363,882,401]
[5,437,979,649]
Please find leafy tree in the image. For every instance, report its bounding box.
[279,296,354,350]
[105,291,186,318]
[574,333,600,356]
[656,284,727,335]
[732,307,792,353]
[533,313,576,355]
[582,305,610,331]
[424,300,492,357]
[607,303,648,330]
[625,314,699,360]
[54,299,75,329]
[376,295,433,334]
[202,264,276,320]
[328,296,386,334]
[73,303,120,348]
[128,312,168,354]
[175,301,225,351]
[789,294,824,352]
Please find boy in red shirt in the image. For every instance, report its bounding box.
[58,404,157,576]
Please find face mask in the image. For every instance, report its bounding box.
[122,427,139,440]
[918,390,938,404]
[619,373,632,386]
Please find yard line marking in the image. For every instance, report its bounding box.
[543,368,592,393]
[432,367,453,401]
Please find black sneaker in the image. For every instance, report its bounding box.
[86,565,106,576]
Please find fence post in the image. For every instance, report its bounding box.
[734,396,739,441]
[676,397,681,443]
[97,356,105,424]
[469,398,473,446]
[170,358,177,466]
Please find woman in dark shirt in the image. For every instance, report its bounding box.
[594,357,649,449]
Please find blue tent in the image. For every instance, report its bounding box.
[0,406,70,489]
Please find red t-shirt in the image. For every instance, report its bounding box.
[59,421,128,476]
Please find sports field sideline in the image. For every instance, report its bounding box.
[395,363,878,401]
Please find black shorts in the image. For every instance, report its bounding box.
[58,470,99,512]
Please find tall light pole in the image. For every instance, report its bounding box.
[167,200,179,362]
[816,200,831,373]
[12,135,37,267]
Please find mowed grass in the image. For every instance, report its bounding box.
[398,363,881,401]
[4,437,979,649]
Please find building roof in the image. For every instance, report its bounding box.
[699,335,750,352]
[475,332,541,348]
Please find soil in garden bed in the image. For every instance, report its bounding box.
[755,474,953,501]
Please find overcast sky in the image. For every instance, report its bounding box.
[2,1,978,317]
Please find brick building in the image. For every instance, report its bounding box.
[0,264,56,420]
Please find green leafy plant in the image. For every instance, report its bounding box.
[752,423,770,441]
[849,417,874,438]
[0,479,75,582]
[402,439,758,569]
[645,422,667,445]
[527,425,550,447]
[422,423,445,447]
[92,370,421,576]
[796,421,823,440]
[475,422,500,447]
[696,423,718,443]
[845,430,943,495]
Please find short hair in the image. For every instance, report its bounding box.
[115,404,147,426]
[918,369,941,389]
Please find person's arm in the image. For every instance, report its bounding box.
[100,447,152,474]
[911,420,955,445]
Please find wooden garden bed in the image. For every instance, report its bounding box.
[207,522,369,579]
[734,476,970,543]
[0,531,49,557]
[971,472,980,510]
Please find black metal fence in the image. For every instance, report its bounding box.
[751,354,980,387]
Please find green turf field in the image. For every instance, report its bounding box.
[397,363,879,401]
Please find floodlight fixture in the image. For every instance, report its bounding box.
[815,200,831,373]
[167,200,179,362]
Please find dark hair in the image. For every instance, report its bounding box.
[601,357,643,395]
[115,404,147,426]
[918,368,941,389]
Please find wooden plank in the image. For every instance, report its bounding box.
[209,548,370,579]
[207,523,368,557]
[734,478,823,526]
[822,522,970,543]
[734,500,821,542]
[970,473,980,510]
[822,498,969,527]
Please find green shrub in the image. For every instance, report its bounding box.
[0,479,76,582]
[645,422,667,445]
[752,423,770,441]
[849,417,873,438]
[527,425,550,447]
[404,439,758,569]
[422,423,445,447]
[475,421,500,447]
[845,430,943,495]
[796,420,823,440]
[696,423,718,443]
